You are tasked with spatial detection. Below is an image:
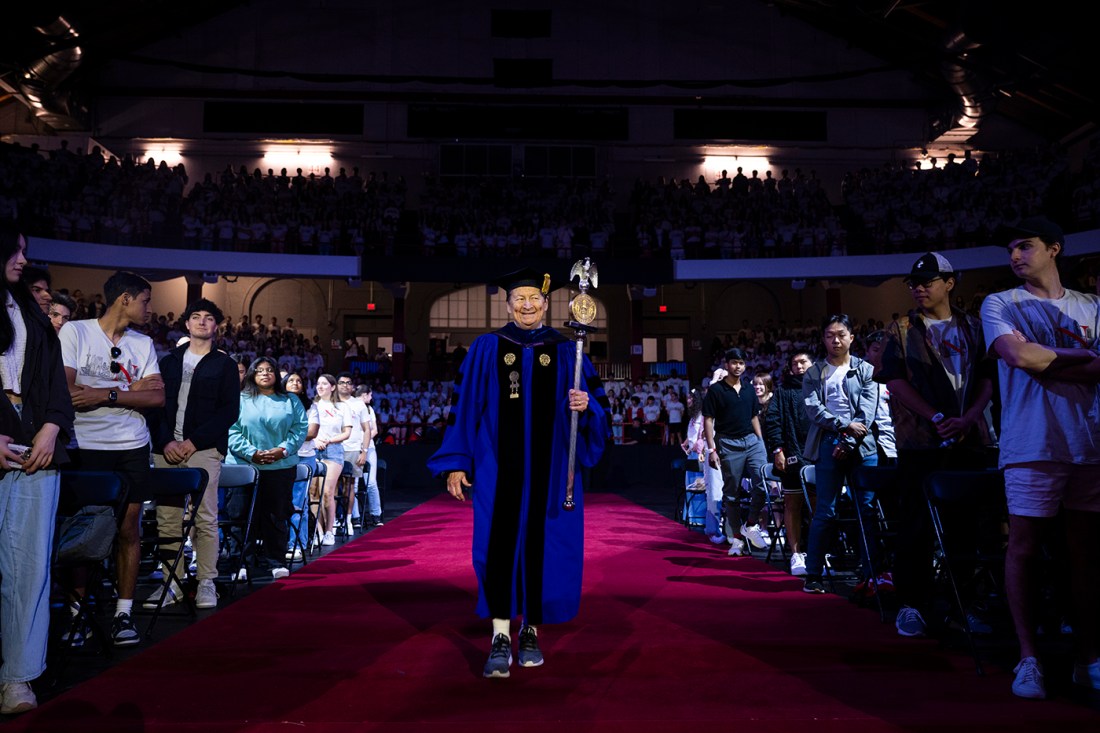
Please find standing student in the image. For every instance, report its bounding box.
[703,348,770,556]
[800,314,879,595]
[877,253,995,638]
[146,298,241,611]
[980,217,1100,698]
[356,384,383,526]
[284,372,318,560]
[60,271,165,646]
[336,372,370,534]
[0,225,74,714]
[765,351,814,576]
[311,374,351,546]
[227,357,308,578]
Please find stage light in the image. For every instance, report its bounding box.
[143,142,184,167]
[263,144,334,172]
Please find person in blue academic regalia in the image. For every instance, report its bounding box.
[428,267,608,679]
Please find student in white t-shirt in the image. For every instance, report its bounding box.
[336,372,371,535]
[59,271,165,648]
[356,385,384,526]
[310,374,352,546]
[981,217,1100,699]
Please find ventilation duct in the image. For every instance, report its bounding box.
[18,16,86,130]
[933,28,988,145]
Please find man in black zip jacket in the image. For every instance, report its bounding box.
[764,350,814,576]
[147,298,240,612]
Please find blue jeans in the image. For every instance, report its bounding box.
[0,467,60,683]
[363,444,381,517]
[288,454,316,551]
[805,446,879,578]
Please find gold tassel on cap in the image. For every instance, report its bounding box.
[541,273,551,294]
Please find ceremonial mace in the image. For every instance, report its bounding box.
[563,257,599,511]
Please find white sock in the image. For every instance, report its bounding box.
[116,599,133,617]
[492,618,510,640]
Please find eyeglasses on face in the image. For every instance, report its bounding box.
[254,368,277,375]
[337,380,353,385]
[906,277,942,289]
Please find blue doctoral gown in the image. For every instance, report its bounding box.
[427,323,608,624]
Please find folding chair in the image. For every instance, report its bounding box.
[672,457,706,529]
[758,463,789,563]
[335,460,356,537]
[924,468,1007,675]
[850,463,899,622]
[217,463,260,596]
[139,467,209,637]
[375,456,388,518]
[799,463,860,590]
[287,460,314,570]
[307,459,327,552]
[49,471,128,676]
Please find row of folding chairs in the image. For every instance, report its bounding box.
[674,457,1008,674]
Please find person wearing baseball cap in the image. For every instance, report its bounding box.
[981,216,1100,698]
[877,252,996,640]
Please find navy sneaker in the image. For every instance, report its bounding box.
[517,625,544,668]
[483,633,512,678]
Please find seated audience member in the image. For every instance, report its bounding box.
[21,266,52,315]
[47,291,76,334]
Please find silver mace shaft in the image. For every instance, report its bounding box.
[563,331,585,511]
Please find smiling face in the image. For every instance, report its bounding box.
[508,286,547,331]
[315,375,336,400]
[752,376,769,399]
[185,310,219,341]
[4,235,27,285]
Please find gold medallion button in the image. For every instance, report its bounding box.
[503,353,516,365]
[539,353,551,367]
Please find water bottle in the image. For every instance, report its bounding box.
[931,412,956,449]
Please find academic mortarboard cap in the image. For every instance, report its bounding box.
[492,267,563,295]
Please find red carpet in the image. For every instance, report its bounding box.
[11,493,1098,732]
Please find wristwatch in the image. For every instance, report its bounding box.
[108,389,118,404]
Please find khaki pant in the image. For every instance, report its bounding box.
[153,448,224,581]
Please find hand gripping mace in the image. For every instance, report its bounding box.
[563,258,599,511]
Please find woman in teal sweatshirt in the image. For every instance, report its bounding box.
[228,356,308,578]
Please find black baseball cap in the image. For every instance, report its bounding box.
[1002,216,1064,245]
[905,252,956,285]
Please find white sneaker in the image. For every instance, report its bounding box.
[285,548,303,562]
[321,531,336,546]
[790,552,808,576]
[0,681,38,715]
[1073,660,1100,690]
[1012,656,1046,699]
[740,523,770,549]
[235,567,248,581]
[195,579,218,609]
[727,538,748,556]
[271,566,290,579]
[141,581,184,609]
[346,517,355,535]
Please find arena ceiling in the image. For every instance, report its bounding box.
[1,1,1095,147]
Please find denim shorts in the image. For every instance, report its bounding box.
[319,444,345,463]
